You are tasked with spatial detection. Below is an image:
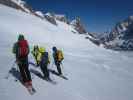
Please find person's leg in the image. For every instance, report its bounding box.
[22,59,33,87]
[37,61,40,66]
[40,63,46,77]
[45,64,49,78]
[40,63,49,79]
[23,58,32,82]
[56,62,62,75]
[18,62,27,83]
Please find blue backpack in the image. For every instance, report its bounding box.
[41,52,49,65]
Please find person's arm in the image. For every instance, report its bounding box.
[12,42,19,62]
[55,52,58,62]
[12,42,17,54]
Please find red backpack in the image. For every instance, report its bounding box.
[18,40,29,57]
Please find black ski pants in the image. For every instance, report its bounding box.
[40,63,49,78]
[55,61,62,75]
[17,57,31,83]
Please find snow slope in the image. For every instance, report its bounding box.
[0,4,133,100]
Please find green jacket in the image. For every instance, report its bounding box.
[12,42,18,54]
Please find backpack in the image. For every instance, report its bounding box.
[39,47,45,53]
[18,40,29,57]
[41,52,49,65]
[36,47,45,62]
[56,50,64,62]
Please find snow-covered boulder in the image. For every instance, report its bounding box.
[34,11,44,19]
[35,11,44,17]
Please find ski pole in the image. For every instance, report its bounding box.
[5,60,16,79]
[52,61,54,68]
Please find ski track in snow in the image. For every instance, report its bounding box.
[0,4,133,100]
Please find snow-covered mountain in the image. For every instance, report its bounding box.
[0,0,32,13]
[0,0,46,19]
[100,16,133,50]
[0,2,133,100]
[0,0,88,34]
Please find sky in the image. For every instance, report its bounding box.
[24,0,133,33]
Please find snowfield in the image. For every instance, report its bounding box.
[0,4,133,100]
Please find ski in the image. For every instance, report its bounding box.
[30,69,57,85]
[59,75,68,80]
[14,78,36,95]
[26,85,36,95]
[43,77,57,85]
[24,82,36,95]
[49,70,68,80]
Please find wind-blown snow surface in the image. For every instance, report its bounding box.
[0,4,133,100]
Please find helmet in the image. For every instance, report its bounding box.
[52,46,57,52]
[34,45,38,51]
[18,34,24,41]
[34,45,38,49]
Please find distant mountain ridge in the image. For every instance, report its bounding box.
[100,16,133,50]
[1,0,132,51]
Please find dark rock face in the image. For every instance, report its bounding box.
[70,17,87,34]
[44,13,57,25]
[55,14,69,24]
